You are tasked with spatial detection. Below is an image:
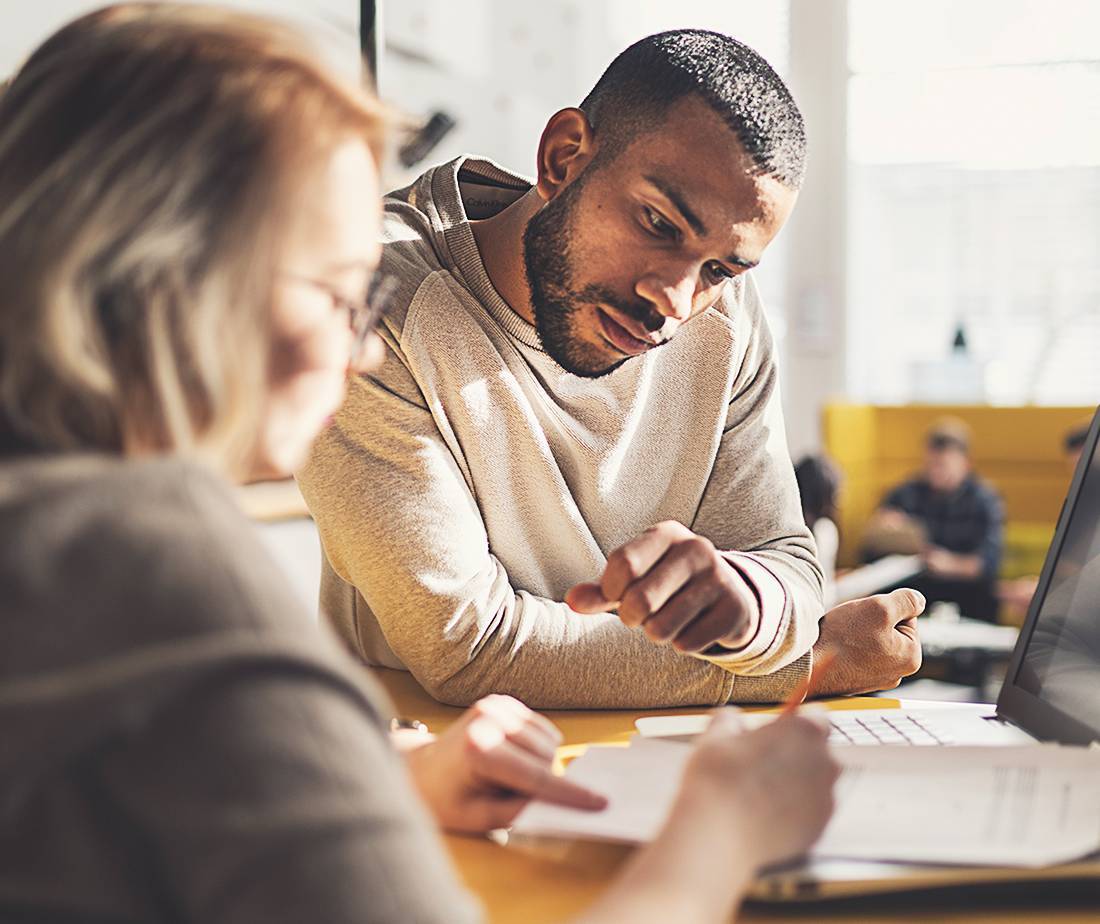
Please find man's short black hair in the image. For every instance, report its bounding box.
[579,29,806,188]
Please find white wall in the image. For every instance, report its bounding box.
[781,0,849,457]
[1,1,359,79]
[381,0,790,181]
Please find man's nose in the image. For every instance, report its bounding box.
[635,270,695,325]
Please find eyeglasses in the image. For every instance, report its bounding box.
[283,272,398,362]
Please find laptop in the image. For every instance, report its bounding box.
[748,406,1100,900]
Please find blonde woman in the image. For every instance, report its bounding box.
[0,6,837,922]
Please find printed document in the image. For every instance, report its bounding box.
[512,740,1100,867]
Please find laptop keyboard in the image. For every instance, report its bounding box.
[828,712,954,746]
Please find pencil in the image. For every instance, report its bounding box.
[778,650,838,716]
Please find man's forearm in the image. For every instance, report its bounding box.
[696,548,821,679]
[314,516,813,709]
[953,553,984,579]
[379,583,809,709]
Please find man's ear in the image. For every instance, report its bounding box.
[534,108,596,202]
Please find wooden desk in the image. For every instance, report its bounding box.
[373,668,1098,924]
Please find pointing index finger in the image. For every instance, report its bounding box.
[535,771,609,812]
[479,739,607,811]
[565,581,614,614]
[601,526,676,603]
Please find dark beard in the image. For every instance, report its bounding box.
[522,175,666,378]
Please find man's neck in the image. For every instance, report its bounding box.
[469,189,542,326]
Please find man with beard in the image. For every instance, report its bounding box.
[298,30,923,707]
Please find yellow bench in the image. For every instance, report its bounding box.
[822,404,1092,581]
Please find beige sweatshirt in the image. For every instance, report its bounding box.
[299,156,823,709]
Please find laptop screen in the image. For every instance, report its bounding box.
[1011,419,1100,740]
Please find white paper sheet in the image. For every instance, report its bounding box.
[634,711,780,740]
[818,745,1100,867]
[634,704,1002,745]
[511,739,1100,868]
[512,740,691,843]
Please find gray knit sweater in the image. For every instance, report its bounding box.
[0,453,479,923]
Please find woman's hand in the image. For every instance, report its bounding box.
[678,709,840,869]
[573,709,840,923]
[401,694,607,834]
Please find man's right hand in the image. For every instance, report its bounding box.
[808,589,925,697]
[872,508,915,531]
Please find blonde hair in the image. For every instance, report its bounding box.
[0,3,387,472]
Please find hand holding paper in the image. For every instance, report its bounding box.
[514,734,1100,868]
[516,710,840,871]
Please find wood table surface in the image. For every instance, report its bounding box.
[372,668,1100,924]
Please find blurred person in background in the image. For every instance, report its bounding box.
[865,418,1004,622]
[794,454,842,601]
[0,6,838,922]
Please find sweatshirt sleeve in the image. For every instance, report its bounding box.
[688,275,824,678]
[298,326,808,708]
[93,664,483,924]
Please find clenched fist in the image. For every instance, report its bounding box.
[566,520,760,654]
[808,589,925,697]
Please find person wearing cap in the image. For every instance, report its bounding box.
[867,418,1005,622]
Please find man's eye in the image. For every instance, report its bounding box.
[705,261,736,285]
[643,206,678,240]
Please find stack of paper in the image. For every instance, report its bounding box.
[512,739,1100,868]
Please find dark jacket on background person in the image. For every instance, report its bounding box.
[881,474,1004,578]
[880,473,1005,621]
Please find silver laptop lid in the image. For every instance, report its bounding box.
[998,407,1100,745]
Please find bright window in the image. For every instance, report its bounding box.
[846,0,1100,404]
